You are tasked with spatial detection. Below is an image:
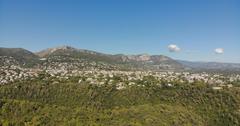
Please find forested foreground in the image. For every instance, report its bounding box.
[0,76,240,126]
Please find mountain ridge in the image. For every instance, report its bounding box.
[1,46,240,71]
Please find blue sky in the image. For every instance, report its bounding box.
[0,0,239,63]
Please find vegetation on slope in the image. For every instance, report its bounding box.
[0,76,240,125]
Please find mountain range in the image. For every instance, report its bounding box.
[1,46,240,72]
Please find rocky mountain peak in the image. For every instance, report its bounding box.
[56,45,75,50]
[35,45,77,57]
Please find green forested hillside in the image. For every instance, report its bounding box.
[0,76,240,126]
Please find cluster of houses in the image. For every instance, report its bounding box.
[68,71,239,90]
[1,64,240,90]
[40,56,119,71]
[0,66,38,84]
[1,56,240,90]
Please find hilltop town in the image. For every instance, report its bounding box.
[1,48,240,89]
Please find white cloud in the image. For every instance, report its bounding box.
[168,44,181,52]
[215,48,224,54]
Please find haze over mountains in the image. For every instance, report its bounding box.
[1,46,240,72]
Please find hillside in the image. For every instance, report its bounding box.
[1,46,240,125]
[1,46,240,72]
[0,47,39,67]
[35,46,184,71]
[179,60,240,72]
[1,75,240,125]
